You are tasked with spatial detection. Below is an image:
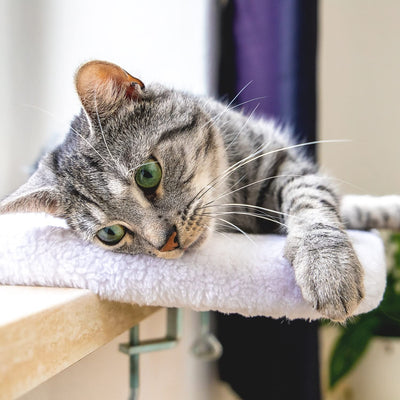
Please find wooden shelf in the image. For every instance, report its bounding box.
[0,286,158,400]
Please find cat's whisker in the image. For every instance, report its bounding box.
[230,81,254,105]
[203,224,232,241]
[213,140,269,184]
[200,202,292,219]
[224,175,247,192]
[219,140,350,183]
[200,81,254,130]
[93,92,120,170]
[205,174,248,204]
[200,175,250,205]
[204,174,303,207]
[194,141,271,202]
[328,176,368,193]
[202,210,287,229]
[21,103,112,167]
[200,95,267,132]
[75,109,118,170]
[194,139,350,204]
[206,216,256,245]
[228,96,267,112]
[69,126,113,167]
[225,103,260,152]
[22,103,67,129]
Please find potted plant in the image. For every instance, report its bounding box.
[328,233,400,389]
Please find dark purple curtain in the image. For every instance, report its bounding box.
[217,1,320,399]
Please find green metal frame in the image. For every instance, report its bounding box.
[119,308,183,399]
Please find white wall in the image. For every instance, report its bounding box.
[1,1,220,399]
[319,0,400,196]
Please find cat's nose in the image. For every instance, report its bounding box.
[159,226,180,252]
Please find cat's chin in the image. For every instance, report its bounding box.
[156,248,186,260]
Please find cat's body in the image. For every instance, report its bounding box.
[1,60,399,321]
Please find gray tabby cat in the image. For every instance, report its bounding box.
[1,60,399,321]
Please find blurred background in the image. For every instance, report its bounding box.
[1,0,399,399]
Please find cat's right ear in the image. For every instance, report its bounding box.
[75,60,145,118]
[0,154,63,217]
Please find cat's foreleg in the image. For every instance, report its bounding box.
[274,172,364,321]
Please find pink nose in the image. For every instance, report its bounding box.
[160,230,179,252]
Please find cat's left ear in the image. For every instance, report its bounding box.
[0,154,63,216]
[75,60,145,118]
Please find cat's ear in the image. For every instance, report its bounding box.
[0,155,63,216]
[75,60,145,117]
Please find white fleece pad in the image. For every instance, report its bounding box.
[0,213,387,320]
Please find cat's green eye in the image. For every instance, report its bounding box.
[96,224,126,246]
[135,159,162,190]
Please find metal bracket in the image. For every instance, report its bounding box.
[119,308,183,400]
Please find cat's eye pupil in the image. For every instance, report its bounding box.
[103,227,114,235]
[96,224,126,246]
[135,159,162,190]
[142,170,152,179]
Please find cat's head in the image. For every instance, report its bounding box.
[0,60,228,259]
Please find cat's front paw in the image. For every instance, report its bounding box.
[285,224,365,322]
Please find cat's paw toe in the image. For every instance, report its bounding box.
[286,225,365,322]
[302,278,364,322]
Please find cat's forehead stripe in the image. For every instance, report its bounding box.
[157,115,199,144]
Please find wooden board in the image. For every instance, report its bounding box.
[0,286,158,399]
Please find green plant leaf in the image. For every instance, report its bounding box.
[329,315,380,388]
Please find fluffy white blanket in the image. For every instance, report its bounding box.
[0,213,386,320]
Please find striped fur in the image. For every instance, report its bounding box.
[1,60,399,321]
[341,195,400,230]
